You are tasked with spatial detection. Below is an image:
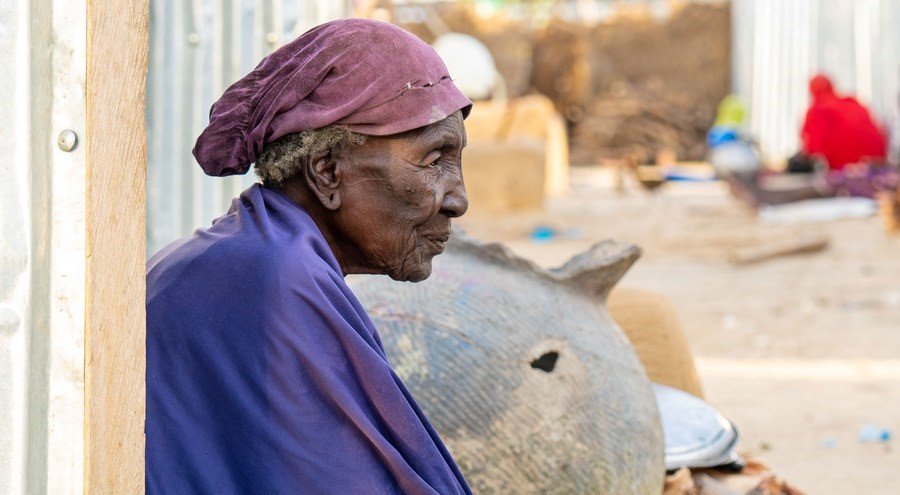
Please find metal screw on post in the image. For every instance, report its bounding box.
[57,129,78,152]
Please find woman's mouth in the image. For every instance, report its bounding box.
[423,233,451,253]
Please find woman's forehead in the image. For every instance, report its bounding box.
[395,112,466,146]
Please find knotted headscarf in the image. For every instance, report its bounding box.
[193,18,472,177]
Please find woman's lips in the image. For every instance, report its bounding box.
[423,233,451,253]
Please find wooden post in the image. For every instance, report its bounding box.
[85,0,149,492]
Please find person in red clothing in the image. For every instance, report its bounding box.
[723,75,899,206]
[790,74,887,172]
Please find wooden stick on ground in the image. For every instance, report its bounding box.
[729,234,829,265]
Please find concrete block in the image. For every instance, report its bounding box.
[466,94,570,199]
[462,138,546,214]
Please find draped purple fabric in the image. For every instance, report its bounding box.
[193,18,472,177]
[146,184,471,494]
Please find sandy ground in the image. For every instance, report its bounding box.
[456,167,900,495]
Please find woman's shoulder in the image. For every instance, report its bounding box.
[148,188,342,302]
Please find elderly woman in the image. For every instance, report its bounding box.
[146,19,471,494]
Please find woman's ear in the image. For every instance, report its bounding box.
[304,149,342,210]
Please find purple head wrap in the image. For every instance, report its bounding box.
[193,18,472,177]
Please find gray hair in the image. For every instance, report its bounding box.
[254,125,367,185]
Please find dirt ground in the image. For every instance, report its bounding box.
[456,167,900,495]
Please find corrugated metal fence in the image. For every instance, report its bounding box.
[146,0,350,255]
[2,0,88,491]
[732,0,900,161]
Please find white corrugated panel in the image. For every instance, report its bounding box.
[146,0,351,256]
[1,0,88,492]
[733,0,900,162]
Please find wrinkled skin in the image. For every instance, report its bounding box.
[280,111,468,282]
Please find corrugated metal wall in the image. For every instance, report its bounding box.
[732,0,900,161]
[1,0,88,492]
[146,0,350,255]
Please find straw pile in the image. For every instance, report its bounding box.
[398,1,731,165]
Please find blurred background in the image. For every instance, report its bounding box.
[146,1,900,493]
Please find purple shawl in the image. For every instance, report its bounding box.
[146,185,472,494]
[193,18,472,177]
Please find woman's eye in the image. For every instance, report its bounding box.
[423,152,442,167]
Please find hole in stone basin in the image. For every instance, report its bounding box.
[530,351,559,373]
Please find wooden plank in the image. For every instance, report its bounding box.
[84,0,149,492]
[729,234,829,265]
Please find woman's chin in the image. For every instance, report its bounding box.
[390,261,433,283]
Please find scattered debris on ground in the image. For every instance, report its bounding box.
[664,460,806,495]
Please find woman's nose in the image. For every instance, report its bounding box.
[440,174,468,218]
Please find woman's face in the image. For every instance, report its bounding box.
[333,111,468,282]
